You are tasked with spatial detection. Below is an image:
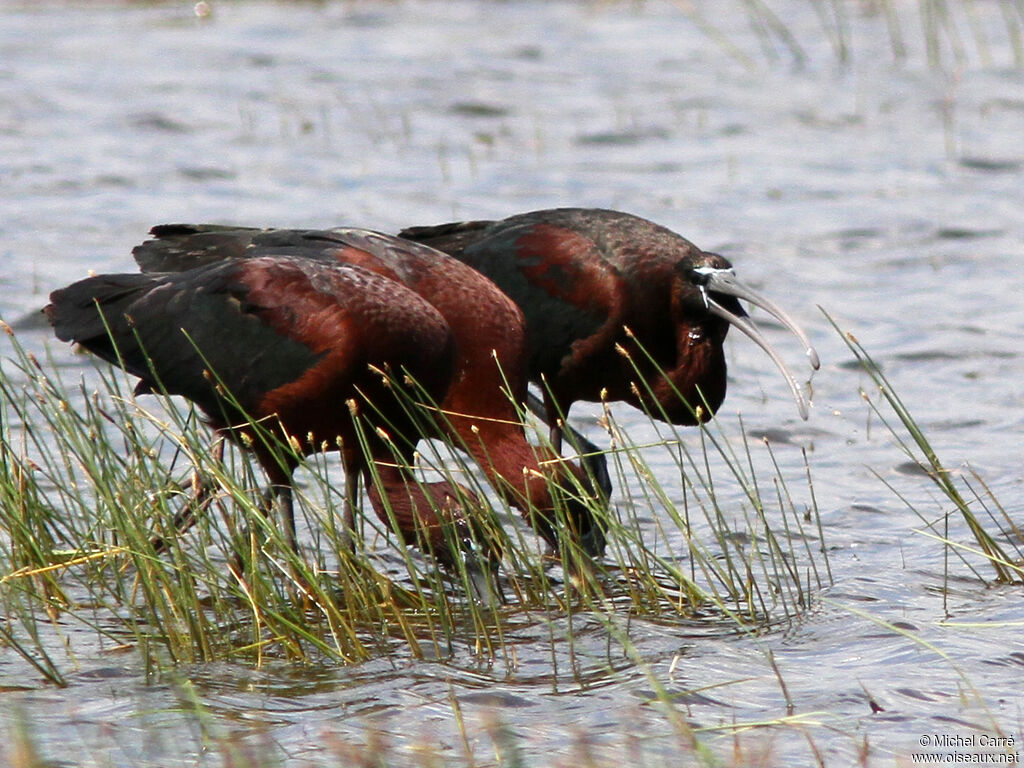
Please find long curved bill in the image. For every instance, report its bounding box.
[698,267,819,420]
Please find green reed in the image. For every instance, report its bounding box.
[827,311,1022,585]
[591,327,829,625]
[1,317,826,687]
[0,314,872,767]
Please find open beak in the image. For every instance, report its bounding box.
[697,267,819,420]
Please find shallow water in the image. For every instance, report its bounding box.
[2,1,1023,765]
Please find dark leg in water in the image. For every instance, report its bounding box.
[526,390,612,501]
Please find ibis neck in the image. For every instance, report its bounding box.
[447,414,569,510]
[364,463,461,569]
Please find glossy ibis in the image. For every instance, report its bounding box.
[46,256,495,584]
[130,225,607,557]
[400,208,819,449]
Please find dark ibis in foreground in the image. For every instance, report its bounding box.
[400,208,819,449]
[128,225,607,557]
[46,256,496,586]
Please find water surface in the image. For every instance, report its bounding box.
[2,1,1022,765]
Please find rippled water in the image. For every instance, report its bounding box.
[2,1,1023,766]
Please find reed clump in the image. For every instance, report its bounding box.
[826,311,1022,586]
[1,320,825,688]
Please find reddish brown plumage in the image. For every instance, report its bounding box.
[129,226,608,557]
[400,208,818,446]
[46,255,490,575]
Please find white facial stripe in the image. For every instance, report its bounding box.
[692,266,736,279]
[694,267,735,307]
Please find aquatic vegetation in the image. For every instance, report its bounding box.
[1,309,1016,765]
[0,313,823,658]
[829,311,1024,586]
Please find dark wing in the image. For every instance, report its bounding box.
[131,224,262,272]
[134,224,376,273]
[401,215,622,382]
[133,224,374,273]
[133,224,471,293]
[397,220,497,256]
[46,260,323,418]
[134,224,394,272]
